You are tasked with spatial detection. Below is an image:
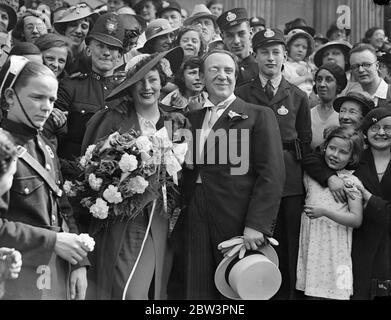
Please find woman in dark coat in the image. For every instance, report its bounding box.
[82,47,190,300]
[353,107,391,299]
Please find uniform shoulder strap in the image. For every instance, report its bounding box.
[16,146,63,197]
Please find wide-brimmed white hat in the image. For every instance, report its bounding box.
[214,244,281,300]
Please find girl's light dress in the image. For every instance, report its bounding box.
[296,170,362,300]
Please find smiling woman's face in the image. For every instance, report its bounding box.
[64,18,90,46]
[131,69,162,107]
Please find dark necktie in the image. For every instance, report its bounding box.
[264,80,274,101]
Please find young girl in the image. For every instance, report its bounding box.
[283,29,314,98]
[175,25,206,60]
[160,56,206,113]
[296,126,365,300]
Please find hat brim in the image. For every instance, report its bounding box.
[0,4,17,31]
[54,11,99,35]
[86,32,123,49]
[184,13,217,26]
[139,25,179,53]
[214,244,280,300]
[287,26,315,37]
[333,95,373,116]
[253,39,286,51]
[314,41,352,68]
[287,31,314,57]
[106,46,184,101]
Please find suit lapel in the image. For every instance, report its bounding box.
[269,77,289,105]
[249,78,269,105]
[249,77,289,106]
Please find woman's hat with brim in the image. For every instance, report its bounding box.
[333,91,375,116]
[286,29,314,57]
[183,4,217,27]
[214,244,281,300]
[138,18,179,53]
[0,1,17,31]
[106,46,184,101]
[54,3,99,35]
[314,40,352,68]
[360,107,391,134]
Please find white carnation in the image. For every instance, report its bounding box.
[78,233,95,252]
[79,156,87,168]
[88,173,103,191]
[118,153,138,172]
[85,144,96,160]
[63,180,77,197]
[89,198,109,219]
[103,185,123,204]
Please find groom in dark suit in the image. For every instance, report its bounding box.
[182,49,285,299]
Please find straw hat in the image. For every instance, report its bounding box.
[214,244,281,300]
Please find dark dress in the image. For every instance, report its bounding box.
[352,149,391,299]
[81,102,191,300]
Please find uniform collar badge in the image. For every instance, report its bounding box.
[226,12,236,22]
[264,29,275,38]
[277,105,289,115]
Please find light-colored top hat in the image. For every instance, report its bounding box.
[214,243,281,300]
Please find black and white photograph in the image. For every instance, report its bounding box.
[0,0,390,310]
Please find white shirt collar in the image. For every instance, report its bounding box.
[203,93,236,110]
[259,73,282,89]
[374,79,388,99]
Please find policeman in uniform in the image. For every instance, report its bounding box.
[0,56,89,300]
[55,12,125,169]
[216,8,259,87]
[235,28,312,300]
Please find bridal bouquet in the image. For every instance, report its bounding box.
[64,128,187,221]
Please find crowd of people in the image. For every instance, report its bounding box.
[0,0,391,301]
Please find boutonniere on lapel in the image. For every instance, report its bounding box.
[227,110,248,122]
